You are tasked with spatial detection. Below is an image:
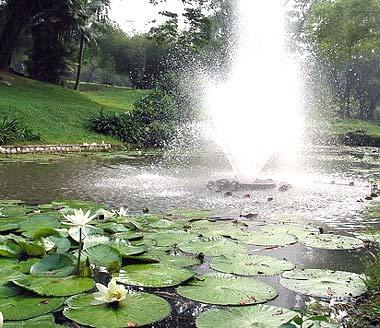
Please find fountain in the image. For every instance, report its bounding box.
[206,0,303,188]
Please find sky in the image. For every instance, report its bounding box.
[110,0,185,34]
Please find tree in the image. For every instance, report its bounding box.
[305,0,380,119]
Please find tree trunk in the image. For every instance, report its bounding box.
[0,1,30,71]
[74,33,85,91]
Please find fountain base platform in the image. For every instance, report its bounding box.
[206,179,281,192]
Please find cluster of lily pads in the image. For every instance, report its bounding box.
[0,199,374,328]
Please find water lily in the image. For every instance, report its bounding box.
[63,209,97,228]
[0,207,4,217]
[0,310,3,328]
[116,207,128,217]
[92,278,127,305]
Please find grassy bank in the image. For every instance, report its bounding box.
[0,74,147,145]
[330,118,380,137]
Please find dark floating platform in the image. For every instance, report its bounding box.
[206,179,281,192]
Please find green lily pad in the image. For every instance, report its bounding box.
[0,258,18,269]
[0,222,19,233]
[155,254,200,267]
[110,244,145,257]
[81,245,122,270]
[83,236,110,250]
[30,254,75,277]
[18,215,60,238]
[179,237,247,257]
[260,224,320,239]
[12,275,94,297]
[196,305,297,328]
[210,254,295,276]
[116,263,195,287]
[149,219,181,230]
[114,231,143,241]
[42,236,71,253]
[3,314,64,327]
[63,292,171,328]
[280,269,367,298]
[177,273,277,305]
[236,231,297,247]
[68,226,104,243]
[147,231,199,247]
[299,234,364,250]
[0,242,21,258]
[0,295,64,320]
[0,283,23,299]
[18,241,46,257]
[0,267,23,284]
[191,221,247,238]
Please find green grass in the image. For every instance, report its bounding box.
[84,88,148,111]
[0,74,147,145]
[329,118,380,137]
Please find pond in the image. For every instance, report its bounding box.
[0,145,379,327]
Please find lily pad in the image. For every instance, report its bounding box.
[0,283,23,299]
[179,237,247,257]
[42,236,71,253]
[196,305,297,328]
[81,245,122,270]
[210,254,295,276]
[0,267,23,284]
[30,254,75,277]
[147,231,199,247]
[116,263,195,287]
[280,269,367,298]
[167,209,210,219]
[0,295,64,320]
[260,224,320,239]
[177,273,277,305]
[63,292,171,328]
[68,226,103,243]
[355,231,380,244]
[3,314,64,327]
[0,222,19,233]
[155,254,200,267]
[12,275,94,297]
[236,231,297,247]
[110,244,145,257]
[299,234,364,250]
[0,242,21,258]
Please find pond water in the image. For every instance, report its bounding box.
[0,145,379,327]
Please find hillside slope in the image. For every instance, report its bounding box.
[0,74,146,144]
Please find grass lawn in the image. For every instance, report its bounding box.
[329,118,380,137]
[0,74,147,145]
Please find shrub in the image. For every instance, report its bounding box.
[0,117,41,145]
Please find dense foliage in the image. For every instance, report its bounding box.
[0,117,40,145]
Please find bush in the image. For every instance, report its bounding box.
[0,117,41,145]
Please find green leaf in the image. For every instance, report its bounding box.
[146,231,199,247]
[81,245,122,270]
[12,275,94,297]
[280,269,367,298]
[235,231,297,247]
[0,295,64,321]
[177,273,277,305]
[42,236,71,253]
[18,241,46,257]
[64,292,171,328]
[179,237,247,256]
[299,234,364,250]
[210,254,295,276]
[196,305,298,328]
[3,314,64,328]
[0,267,23,284]
[115,263,195,287]
[0,242,21,258]
[0,283,23,299]
[30,254,75,277]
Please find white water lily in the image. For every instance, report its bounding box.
[63,209,97,228]
[116,207,128,217]
[0,309,3,328]
[96,208,115,220]
[0,207,4,218]
[92,278,127,305]
[42,237,56,252]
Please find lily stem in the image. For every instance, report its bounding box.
[76,227,83,275]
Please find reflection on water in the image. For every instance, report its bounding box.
[1,146,378,230]
[0,145,379,327]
